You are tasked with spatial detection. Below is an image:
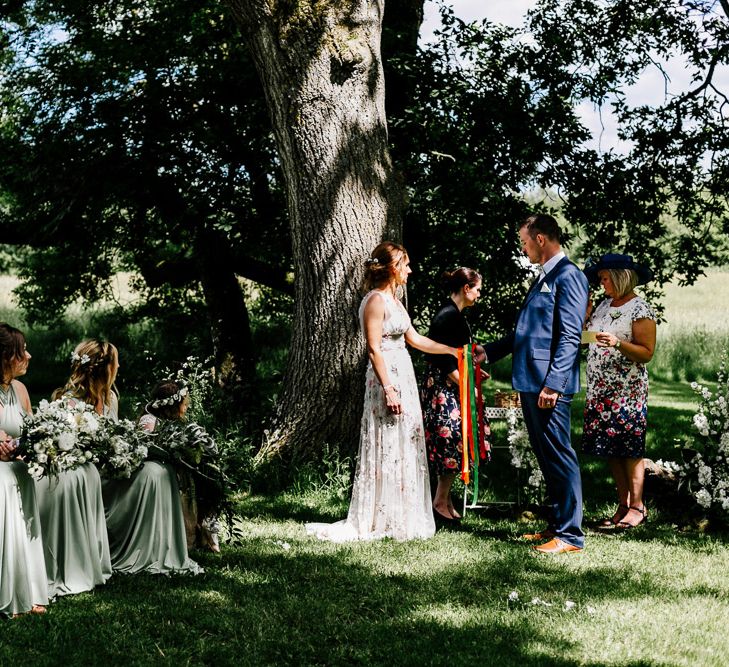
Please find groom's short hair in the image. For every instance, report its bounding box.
[521,214,561,242]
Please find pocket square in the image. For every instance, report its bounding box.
[539,282,552,293]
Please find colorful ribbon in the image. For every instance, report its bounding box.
[459,344,489,498]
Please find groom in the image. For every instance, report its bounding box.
[486,214,588,554]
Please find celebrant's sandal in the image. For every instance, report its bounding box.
[598,504,629,527]
[615,505,647,530]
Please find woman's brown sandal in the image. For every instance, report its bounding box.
[598,504,629,527]
[615,505,647,530]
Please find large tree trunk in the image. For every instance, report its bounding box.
[228,0,401,465]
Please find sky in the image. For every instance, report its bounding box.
[420,0,729,153]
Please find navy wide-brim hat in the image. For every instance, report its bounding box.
[583,253,654,286]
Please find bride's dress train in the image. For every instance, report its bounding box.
[306,291,435,542]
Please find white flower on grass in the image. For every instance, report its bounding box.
[530,597,552,607]
[508,591,519,602]
[564,600,576,611]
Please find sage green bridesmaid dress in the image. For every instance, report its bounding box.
[0,383,49,615]
[101,413,201,575]
[34,395,114,598]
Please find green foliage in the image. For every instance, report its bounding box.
[0,0,290,324]
[392,2,729,340]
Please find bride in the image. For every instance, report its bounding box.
[307,242,458,542]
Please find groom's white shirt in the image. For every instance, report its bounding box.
[540,251,565,279]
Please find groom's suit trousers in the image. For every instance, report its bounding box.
[520,392,584,548]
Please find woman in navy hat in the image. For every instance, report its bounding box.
[582,253,657,529]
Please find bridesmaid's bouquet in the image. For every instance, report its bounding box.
[95,419,150,480]
[148,421,218,469]
[21,398,102,480]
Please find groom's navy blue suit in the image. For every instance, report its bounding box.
[486,256,589,547]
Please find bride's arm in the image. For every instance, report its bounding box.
[405,327,458,359]
[363,294,402,414]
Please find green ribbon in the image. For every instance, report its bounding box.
[466,344,480,502]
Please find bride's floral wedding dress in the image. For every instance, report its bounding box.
[306,290,435,542]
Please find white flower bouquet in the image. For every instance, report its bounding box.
[95,418,150,480]
[678,353,729,515]
[148,420,218,470]
[20,398,101,481]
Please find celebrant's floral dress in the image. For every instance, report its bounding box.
[101,413,201,575]
[421,301,490,477]
[583,297,656,458]
[306,290,435,542]
[34,394,113,598]
[0,384,49,616]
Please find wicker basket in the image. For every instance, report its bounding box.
[494,390,521,408]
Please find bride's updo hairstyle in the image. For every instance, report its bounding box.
[54,339,118,409]
[362,241,408,292]
[442,267,482,295]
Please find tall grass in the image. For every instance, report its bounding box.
[650,269,729,382]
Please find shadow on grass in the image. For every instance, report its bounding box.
[6,495,729,666]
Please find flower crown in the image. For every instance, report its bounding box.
[148,384,189,409]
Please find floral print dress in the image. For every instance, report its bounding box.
[306,290,435,542]
[582,296,656,458]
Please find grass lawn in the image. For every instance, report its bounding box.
[2,272,727,664]
[3,378,727,666]
[4,488,729,666]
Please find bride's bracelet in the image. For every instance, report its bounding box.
[382,384,395,391]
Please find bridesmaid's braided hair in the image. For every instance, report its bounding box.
[53,339,118,410]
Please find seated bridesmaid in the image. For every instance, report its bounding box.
[0,323,48,616]
[102,380,202,574]
[35,339,115,597]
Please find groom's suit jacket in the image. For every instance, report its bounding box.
[486,256,588,394]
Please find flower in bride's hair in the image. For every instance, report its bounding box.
[364,258,380,266]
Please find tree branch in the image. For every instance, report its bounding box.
[719,0,729,22]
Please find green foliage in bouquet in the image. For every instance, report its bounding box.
[95,418,150,480]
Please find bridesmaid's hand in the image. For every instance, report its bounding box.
[0,436,17,461]
[384,385,402,416]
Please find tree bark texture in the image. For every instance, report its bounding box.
[228,0,401,465]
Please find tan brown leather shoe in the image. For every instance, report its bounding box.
[533,538,583,554]
[521,528,555,542]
